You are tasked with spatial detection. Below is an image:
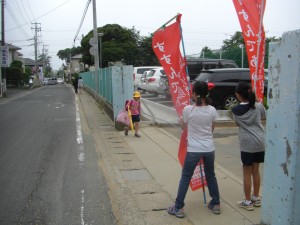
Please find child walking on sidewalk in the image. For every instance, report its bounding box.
[124,91,141,137]
[232,82,266,211]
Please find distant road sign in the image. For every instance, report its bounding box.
[1,46,9,67]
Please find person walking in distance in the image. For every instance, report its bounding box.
[29,78,33,89]
[78,77,84,94]
[73,77,79,94]
[232,82,266,211]
[167,81,221,218]
[124,91,141,137]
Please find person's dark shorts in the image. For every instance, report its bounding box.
[131,114,140,123]
[241,151,265,166]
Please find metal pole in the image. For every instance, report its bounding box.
[92,0,99,96]
[1,0,6,97]
[241,44,244,68]
[98,33,104,69]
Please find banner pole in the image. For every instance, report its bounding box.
[153,13,180,34]
[254,0,265,94]
[199,159,207,206]
[179,23,191,94]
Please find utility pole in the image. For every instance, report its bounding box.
[31,22,41,79]
[1,0,6,97]
[42,44,48,78]
[92,0,99,96]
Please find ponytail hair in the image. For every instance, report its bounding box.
[192,81,211,106]
[235,82,256,108]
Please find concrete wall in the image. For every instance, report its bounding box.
[261,29,300,225]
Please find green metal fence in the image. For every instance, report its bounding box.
[80,67,113,105]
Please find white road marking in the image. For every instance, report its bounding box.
[75,96,85,225]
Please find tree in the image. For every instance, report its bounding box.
[57,46,81,63]
[137,34,159,65]
[10,60,23,69]
[200,46,219,59]
[81,24,140,67]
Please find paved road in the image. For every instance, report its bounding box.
[0,86,116,225]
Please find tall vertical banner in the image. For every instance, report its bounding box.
[152,14,206,191]
[152,14,190,117]
[232,0,266,102]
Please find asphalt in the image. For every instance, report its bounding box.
[1,87,263,225]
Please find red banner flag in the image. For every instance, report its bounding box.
[152,14,190,117]
[232,0,266,102]
[153,15,205,191]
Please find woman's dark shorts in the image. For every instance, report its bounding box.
[241,151,265,166]
[131,114,140,123]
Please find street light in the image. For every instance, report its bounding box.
[98,33,104,69]
[239,44,244,68]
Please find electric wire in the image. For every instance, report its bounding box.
[26,0,36,22]
[73,0,91,46]
[6,3,30,40]
[6,0,73,32]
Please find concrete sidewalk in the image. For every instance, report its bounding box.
[77,90,262,225]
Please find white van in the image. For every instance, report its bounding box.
[133,66,161,90]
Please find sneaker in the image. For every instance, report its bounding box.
[208,203,221,215]
[167,205,185,218]
[251,197,261,207]
[237,200,254,211]
[134,133,141,138]
[124,127,128,136]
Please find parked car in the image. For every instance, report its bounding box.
[138,70,152,93]
[133,66,161,89]
[139,68,166,96]
[48,78,58,85]
[192,68,268,109]
[43,78,49,85]
[57,78,64,84]
[159,58,238,99]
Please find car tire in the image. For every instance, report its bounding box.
[223,94,238,110]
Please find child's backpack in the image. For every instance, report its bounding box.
[125,100,132,111]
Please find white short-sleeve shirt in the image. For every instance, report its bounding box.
[183,105,218,153]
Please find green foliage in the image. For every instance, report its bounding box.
[201,46,219,59]
[10,60,23,69]
[57,46,81,62]
[80,24,140,67]
[57,25,281,69]
[7,67,23,80]
[24,66,32,82]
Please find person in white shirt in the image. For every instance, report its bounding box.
[167,81,221,218]
[78,77,84,94]
[29,78,33,89]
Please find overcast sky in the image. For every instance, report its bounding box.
[6,0,300,71]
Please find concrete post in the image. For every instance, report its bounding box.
[261,30,300,225]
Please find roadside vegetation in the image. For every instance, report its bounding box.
[57,24,281,70]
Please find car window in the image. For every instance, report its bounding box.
[195,72,213,82]
[203,62,218,70]
[222,63,238,68]
[147,70,155,77]
[187,62,202,75]
[159,69,166,75]
[137,68,157,74]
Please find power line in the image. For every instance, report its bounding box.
[6,3,30,39]
[73,0,91,46]
[26,0,36,22]
[6,0,73,32]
